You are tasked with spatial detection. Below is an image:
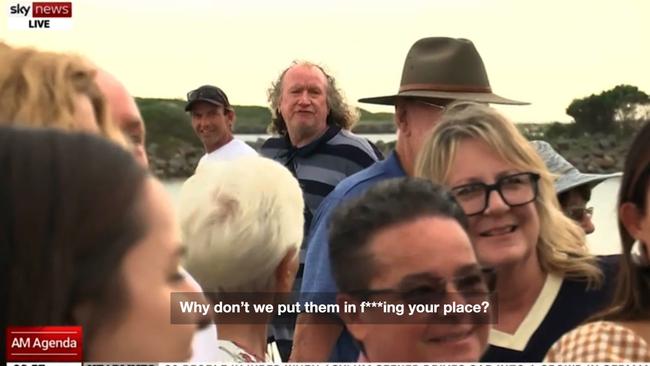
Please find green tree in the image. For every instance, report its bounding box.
[566,85,649,133]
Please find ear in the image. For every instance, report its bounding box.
[395,103,410,136]
[336,293,369,342]
[274,247,299,293]
[620,202,643,240]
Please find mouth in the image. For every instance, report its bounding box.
[479,225,517,237]
[427,327,475,344]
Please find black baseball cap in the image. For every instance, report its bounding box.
[185,85,231,111]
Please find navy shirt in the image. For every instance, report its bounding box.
[481,255,619,362]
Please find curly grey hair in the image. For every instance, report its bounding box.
[267,60,359,136]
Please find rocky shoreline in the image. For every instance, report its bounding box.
[148,134,629,179]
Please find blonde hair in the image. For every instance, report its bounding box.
[0,43,126,145]
[415,102,602,285]
[180,156,304,292]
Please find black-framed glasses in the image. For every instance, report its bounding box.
[450,172,540,216]
[354,268,495,305]
[564,206,594,221]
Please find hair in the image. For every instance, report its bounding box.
[0,43,126,145]
[558,185,592,208]
[601,122,650,321]
[180,156,304,293]
[415,102,603,285]
[329,177,469,293]
[0,126,149,356]
[267,60,359,135]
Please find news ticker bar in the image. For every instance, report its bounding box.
[8,363,650,366]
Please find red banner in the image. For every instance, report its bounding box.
[6,326,83,361]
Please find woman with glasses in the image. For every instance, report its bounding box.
[545,122,650,361]
[415,102,618,362]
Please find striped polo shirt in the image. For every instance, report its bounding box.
[261,125,382,239]
[260,125,382,353]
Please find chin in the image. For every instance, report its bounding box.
[475,238,529,268]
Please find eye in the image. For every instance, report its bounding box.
[455,274,487,292]
[452,184,484,199]
[402,285,444,304]
[168,267,186,283]
[501,174,528,186]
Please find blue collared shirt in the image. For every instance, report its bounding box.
[300,151,406,362]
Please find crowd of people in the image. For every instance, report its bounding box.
[2,36,650,363]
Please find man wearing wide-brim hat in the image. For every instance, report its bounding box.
[293,37,527,362]
[532,140,622,235]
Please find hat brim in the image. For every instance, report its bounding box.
[358,90,529,106]
[556,171,623,194]
[184,98,225,111]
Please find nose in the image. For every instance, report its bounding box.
[297,91,310,105]
[133,145,149,167]
[581,216,595,235]
[483,189,509,215]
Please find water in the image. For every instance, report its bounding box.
[163,177,622,256]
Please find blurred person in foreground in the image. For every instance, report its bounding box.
[294,37,527,362]
[0,43,124,144]
[331,178,493,362]
[546,122,650,361]
[416,102,618,361]
[1,127,202,361]
[532,140,621,235]
[95,69,149,166]
[180,156,304,362]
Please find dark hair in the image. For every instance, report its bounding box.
[558,184,592,208]
[601,122,650,321]
[329,177,468,293]
[0,127,149,356]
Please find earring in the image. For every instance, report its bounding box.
[631,240,649,267]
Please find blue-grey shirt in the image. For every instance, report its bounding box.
[300,151,406,361]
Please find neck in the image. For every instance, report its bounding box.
[395,138,415,176]
[288,124,328,148]
[205,135,233,154]
[216,322,269,361]
[494,257,546,333]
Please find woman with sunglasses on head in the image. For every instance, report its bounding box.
[531,140,621,235]
[415,102,618,362]
[545,122,650,362]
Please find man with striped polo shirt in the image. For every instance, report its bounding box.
[261,60,382,360]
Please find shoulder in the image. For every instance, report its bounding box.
[231,138,257,154]
[260,136,288,158]
[326,130,381,161]
[327,160,394,200]
[545,321,650,362]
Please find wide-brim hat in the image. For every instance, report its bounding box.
[531,140,622,194]
[359,37,528,106]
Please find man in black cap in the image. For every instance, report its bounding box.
[294,37,527,362]
[185,85,256,168]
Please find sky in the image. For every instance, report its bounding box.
[1,0,649,123]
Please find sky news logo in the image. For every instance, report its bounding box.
[7,2,73,30]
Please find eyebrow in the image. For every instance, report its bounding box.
[453,170,522,186]
[397,264,482,286]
